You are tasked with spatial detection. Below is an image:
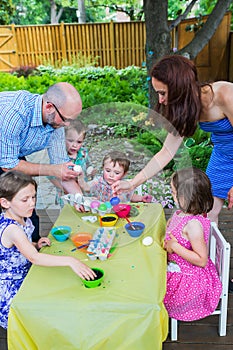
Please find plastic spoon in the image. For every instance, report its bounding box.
[125,217,136,230]
[71,239,99,251]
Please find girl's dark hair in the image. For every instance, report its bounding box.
[103,151,130,173]
[171,167,213,215]
[151,55,203,137]
[0,171,37,208]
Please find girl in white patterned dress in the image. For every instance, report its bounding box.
[0,171,95,329]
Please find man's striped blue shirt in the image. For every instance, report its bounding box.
[0,90,69,168]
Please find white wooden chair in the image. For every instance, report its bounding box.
[170,222,231,341]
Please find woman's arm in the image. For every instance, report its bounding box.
[112,132,183,194]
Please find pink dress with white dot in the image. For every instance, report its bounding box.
[164,210,222,321]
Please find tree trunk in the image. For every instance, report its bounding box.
[78,0,86,23]
[50,0,63,24]
[143,0,171,109]
[50,0,57,23]
[143,0,231,109]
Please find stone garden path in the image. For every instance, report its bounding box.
[28,131,152,210]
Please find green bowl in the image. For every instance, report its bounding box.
[82,268,104,288]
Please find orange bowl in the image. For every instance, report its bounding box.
[71,233,92,252]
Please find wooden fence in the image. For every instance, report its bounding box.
[0,12,232,82]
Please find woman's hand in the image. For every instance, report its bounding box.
[112,180,133,195]
[227,186,233,209]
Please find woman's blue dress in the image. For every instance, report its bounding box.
[199,118,233,199]
[0,214,33,329]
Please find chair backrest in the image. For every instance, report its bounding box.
[209,222,231,297]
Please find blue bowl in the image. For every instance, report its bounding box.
[125,222,145,237]
[51,225,71,242]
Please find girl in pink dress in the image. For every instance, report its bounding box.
[164,167,222,321]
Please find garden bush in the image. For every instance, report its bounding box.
[0,65,148,109]
[0,64,213,208]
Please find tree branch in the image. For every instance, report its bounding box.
[56,7,63,23]
[86,3,142,20]
[178,0,232,59]
[169,0,198,30]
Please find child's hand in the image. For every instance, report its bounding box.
[164,232,177,254]
[76,169,85,180]
[87,166,97,178]
[74,203,87,213]
[37,237,51,249]
[91,169,97,178]
[70,258,97,280]
[142,194,153,203]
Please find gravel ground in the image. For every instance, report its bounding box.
[27,132,152,210]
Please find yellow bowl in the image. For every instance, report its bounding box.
[99,214,118,227]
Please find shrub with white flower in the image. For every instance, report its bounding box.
[136,172,175,209]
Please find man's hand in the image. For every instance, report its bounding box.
[54,161,79,181]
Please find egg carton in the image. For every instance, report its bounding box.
[86,227,116,261]
[62,193,93,211]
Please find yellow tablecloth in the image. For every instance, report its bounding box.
[8,203,168,350]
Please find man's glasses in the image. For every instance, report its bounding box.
[47,102,73,123]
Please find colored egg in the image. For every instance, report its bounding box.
[110,197,120,206]
[73,165,82,173]
[90,200,100,209]
[99,203,107,211]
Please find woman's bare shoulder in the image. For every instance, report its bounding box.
[213,81,233,105]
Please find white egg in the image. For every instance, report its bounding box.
[142,236,153,246]
[73,165,82,173]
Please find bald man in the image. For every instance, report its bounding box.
[0,82,83,241]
